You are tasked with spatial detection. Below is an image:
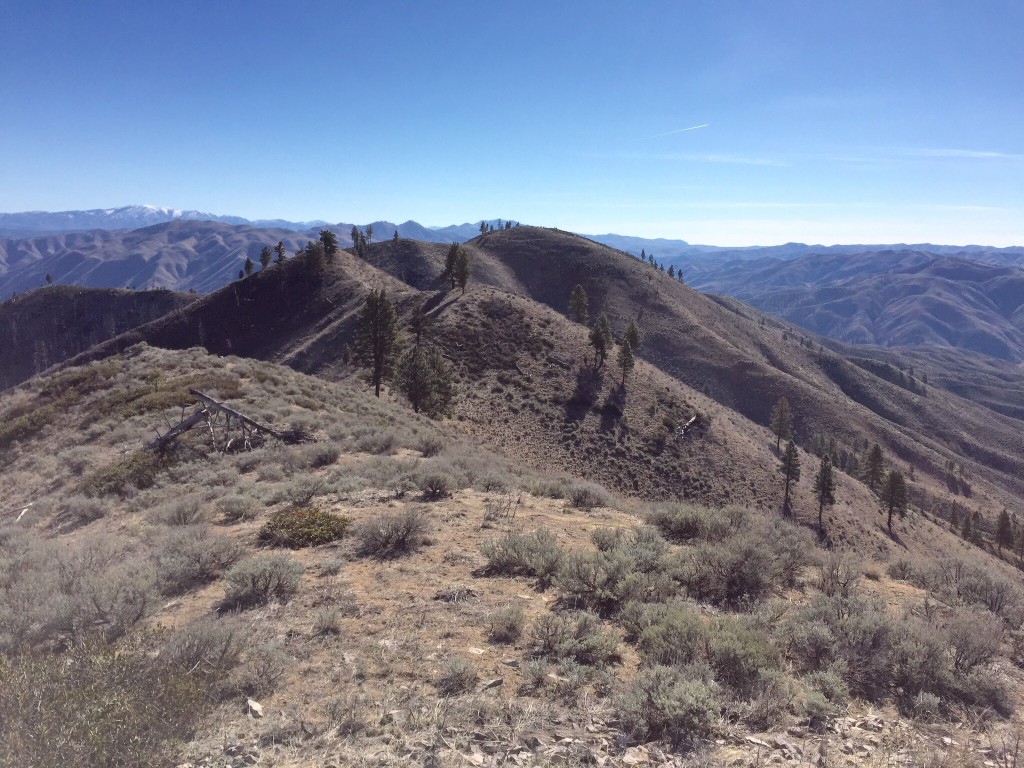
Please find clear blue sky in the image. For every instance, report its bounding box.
[2,1,1022,245]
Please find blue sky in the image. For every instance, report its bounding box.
[2,1,1022,245]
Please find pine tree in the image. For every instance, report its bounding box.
[45,273,53,285]
[770,396,793,453]
[440,243,460,289]
[354,289,400,397]
[881,470,908,534]
[409,304,434,346]
[589,314,612,369]
[393,229,399,242]
[780,440,801,515]
[319,229,339,261]
[454,248,471,294]
[667,265,675,278]
[813,454,836,529]
[569,284,589,325]
[274,240,286,264]
[624,319,641,350]
[243,257,255,277]
[617,338,635,387]
[365,224,373,243]
[863,444,885,494]
[260,246,273,270]
[996,508,1014,553]
[640,248,646,261]
[961,512,973,541]
[395,346,455,417]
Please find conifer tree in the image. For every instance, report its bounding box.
[863,443,885,494]
[440,243,460,289]
[260,246,272,270]
[319,229,339,261]
[274,240,286,264]
[813,454,836,529]
[667,265,675,278]
[624,319,641,350]
[589,314,612,369]
[454,247,471,294]
[569,284,589,325]
[617,338,635,387]
[997,508,1014,553]
[881,469,908,534]
[395,346,455,417]
[961,510,973,541]
[243,257,255,277]
[365,224,373,243]
[354,289,400,397]
[770,396,793,453]
[780,440,801,514]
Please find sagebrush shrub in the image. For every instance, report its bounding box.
[567,482,610,510]
[216,494,258,523]
[488,605,525,644]
[437,657,477,696]
[221,554,303,610]
[528,611,620,666]
[419,472,452,500]
[355,507,430,558]
[480,529,563,587]
[616,665,719,747]
[153,525,244,595]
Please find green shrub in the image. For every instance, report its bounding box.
[616,665,719,747]
[488,605,525,644]
[82,451,171,497]
[355,507,430,559]
[481,528,563,587]
[437,657,478,696]
[221,554,303,610]
[258,507,349,548]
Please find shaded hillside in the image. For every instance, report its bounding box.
[688,251,1024,361]
[0,285,193,390]
[62,228,1024,522]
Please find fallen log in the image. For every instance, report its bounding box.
[146,388,283,452]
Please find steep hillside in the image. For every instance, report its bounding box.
[686,252,1024,361]
[55,228,1024,545]
[0,285,194,390]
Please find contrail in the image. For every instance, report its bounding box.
[646,123,709,139]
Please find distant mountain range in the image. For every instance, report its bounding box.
[687,250,1024,361]
[0,205,509,243]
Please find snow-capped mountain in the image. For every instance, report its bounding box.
[0,205,326,237]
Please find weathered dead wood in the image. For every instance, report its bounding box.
[187,389,282,439]
[146,389,283,452]
[145,409,206,451]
